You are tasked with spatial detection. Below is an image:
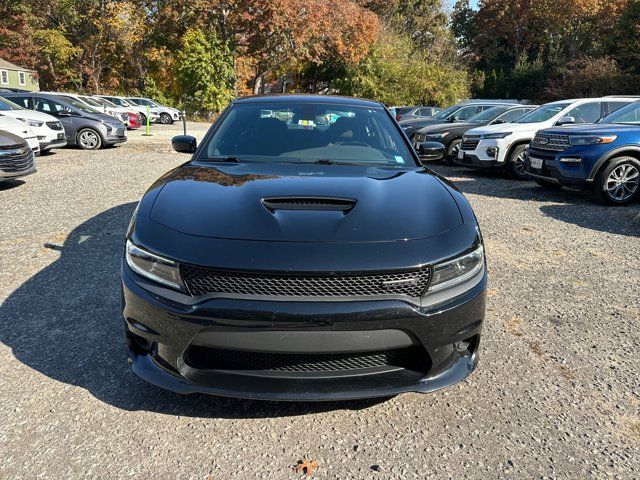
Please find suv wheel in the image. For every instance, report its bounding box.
[506,144,528,180]
[77,128,102,150]
[160,113,173,124]
[446,139,461,165]
[594,157,640,205]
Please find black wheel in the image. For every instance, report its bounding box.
[76,128,102,150]
[506,144,528,180]
[593,157,640,205]
[534,178,563,190]
[445,139,461,165]
[160,113,173,124]
[139,113,147,125]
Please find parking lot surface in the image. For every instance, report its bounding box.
[1,123,639,479]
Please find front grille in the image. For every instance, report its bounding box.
[461,135,480,150]
[185,346,428,373]
[0,147,34,173]
[46,121,63,131]
[182,265,431,299]
[530,132,571,152]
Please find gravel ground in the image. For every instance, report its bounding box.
[1,122,639,479]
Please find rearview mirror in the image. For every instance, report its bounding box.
[172,135,197,154]
[417,141,445,163]
[557,116,575,126]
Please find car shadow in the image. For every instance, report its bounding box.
[0,203,388,417]
[0,179,26,191]
[431,164,640,238]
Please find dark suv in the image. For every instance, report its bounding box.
[525,100,640,205]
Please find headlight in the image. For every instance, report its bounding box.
[125,239,185,291]
[414,132,427,142]
[422,245,485,307]
[482,132,512,139]
[18,118,44,127]
[568,135,617,146]
[426,132,449,140]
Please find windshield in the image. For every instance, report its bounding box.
[517,103,571,123]
[108,97,132,107]
[200,102,416,167]
[0,96,25,111]
[600,101,640,124]
[467,106,509,123]
[60,96,98,114]
[93,97,118,108]
[433,105,460,120]
[81,96,104,108]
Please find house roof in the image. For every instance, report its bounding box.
[0,58,35,72]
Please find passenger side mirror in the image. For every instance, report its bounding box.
[417,141,445,163]
[557,116,575,126]
[492,119,504,125]
[172,135,197,154]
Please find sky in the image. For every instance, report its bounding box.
[446,0,479,9]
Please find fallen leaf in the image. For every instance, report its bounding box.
[294,458,318,477]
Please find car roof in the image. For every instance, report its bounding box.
[233,94,382,108]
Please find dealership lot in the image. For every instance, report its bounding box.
[0,123,638,479]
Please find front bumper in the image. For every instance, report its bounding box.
[524,148,593,187]
[456,139,507,168]
[121,263,486,401]
[104,128,128,146]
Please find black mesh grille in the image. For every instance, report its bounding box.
[262,197,355,212]
[182,265,431,299]
[461,135,480,150]
[530,132,571,152]
[185,346,427,373]
[0,147,34,173]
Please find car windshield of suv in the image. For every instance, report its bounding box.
[81,96,104,108]
[94,97,118,108]
[108,97,132,107]
[432,105,460,120]
[0,97,25,111]
[59,96,98,114]
[201,102,416,167]
[467,106,510,123]
[600,101,640,124]
[516,103,571,123]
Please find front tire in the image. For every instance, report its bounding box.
[445,139,461,165]
[160,113,173,124]
[139,113,147,126]
[506,144,528,180]
[76,128,102,150]
[593,157,640,205]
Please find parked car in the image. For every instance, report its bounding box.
[90,96,142,130]
[126,96,181,124]
[0,114,39,154]
[411,105,538,164]
[45,92,128,125]
[0,130,36,182]
[400,101,520,139]
[121,94,486,400]
[4,92,127,150]
[524,100,640,205]
[95,95,159,125]
[456,97,638,179]
[394,106,442,122]
[0,95,66,152]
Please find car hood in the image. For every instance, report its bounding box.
[148,163,463,243]
[0,130,27,147]
[417,122,485,134]
[2,109,58,122]
[465,121,548,136]
[540,123,631,135]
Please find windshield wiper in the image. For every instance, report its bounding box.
[200,156,242,163]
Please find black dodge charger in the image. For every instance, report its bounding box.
[121,95,487,401]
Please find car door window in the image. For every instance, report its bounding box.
[417,108,432,116]
[454,106,482,121]
[34,97,75,116]
[8,96,31,109]
[566,102,603,124]
[606,101,630,116]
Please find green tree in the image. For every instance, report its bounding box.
[176,28,235,113]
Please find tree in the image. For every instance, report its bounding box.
[176,28,235,113]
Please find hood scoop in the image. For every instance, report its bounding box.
[262,197,356,214]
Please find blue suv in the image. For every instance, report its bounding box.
[524,100,640,205]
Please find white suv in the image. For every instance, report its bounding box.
[0,95,66,152]
[456,97,638,179]
[126,97,181,124]
[95,95,159,125]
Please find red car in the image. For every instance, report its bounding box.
[127,112,142,130]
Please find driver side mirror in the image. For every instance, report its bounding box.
[491,119,505,125]
[448,116,458,123]
[172,135,197,154]
[56,110,72,117]
[557,116,575,126]
[417,141,445,163]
